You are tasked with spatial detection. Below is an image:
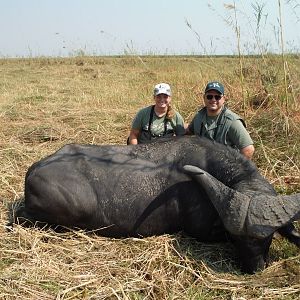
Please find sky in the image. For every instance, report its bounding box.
[1,0,300,57]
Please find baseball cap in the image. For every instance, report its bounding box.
[153,83,171,96]
[204,81,224,95]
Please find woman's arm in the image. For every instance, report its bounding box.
[128,128,140,145]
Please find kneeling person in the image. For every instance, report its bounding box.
[128,83,185,145]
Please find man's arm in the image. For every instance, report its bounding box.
[228,120,255,159]
[240,144,255,159]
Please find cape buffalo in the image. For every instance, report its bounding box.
[14,136,300,273]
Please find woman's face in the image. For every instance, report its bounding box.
[154,94,171,108]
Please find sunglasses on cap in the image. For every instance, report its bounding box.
[205,94,223,100]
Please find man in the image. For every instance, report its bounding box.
[186,81,255,159]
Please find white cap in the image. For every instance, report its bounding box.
[153,83,171,96]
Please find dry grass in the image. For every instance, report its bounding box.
[1,226,299,299]
[0,55,299,299]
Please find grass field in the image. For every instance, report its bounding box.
[0,55,299,299]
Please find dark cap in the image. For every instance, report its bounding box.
[204,81,224,95]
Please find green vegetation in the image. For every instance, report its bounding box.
[0,55,299,299]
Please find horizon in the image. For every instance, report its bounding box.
[1,53,300,60]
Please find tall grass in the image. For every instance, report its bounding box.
[197,1,300,118]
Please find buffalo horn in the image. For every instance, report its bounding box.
[182,165,251,236]
[183,165,300,239]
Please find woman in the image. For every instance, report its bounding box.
[128,83,185,144]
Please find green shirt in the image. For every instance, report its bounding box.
[188,107,253,150]
[132,105,185,142]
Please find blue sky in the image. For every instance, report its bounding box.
[1,0,300,57]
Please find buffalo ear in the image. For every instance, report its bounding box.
[246,193,300,238]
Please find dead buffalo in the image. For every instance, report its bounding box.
[14,136,300,274]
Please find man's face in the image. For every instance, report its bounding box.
[204,90,225,113]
